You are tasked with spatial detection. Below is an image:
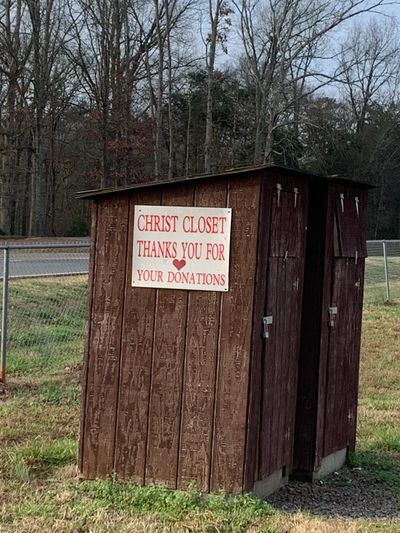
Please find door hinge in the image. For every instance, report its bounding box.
[328,306,338,327]
[340,193,345,212]
[277,183,282,207]
[294,187,299,208]
[262,315,273,338]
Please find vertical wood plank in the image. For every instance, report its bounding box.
[313,185,335,469]
[243,181,273,491]
[177,180,227,491]
[114,189,162,481]
[324,258,350,455]
[348,259,365,451]
[210,177,261,493]
[145,185,194,487]
[81,195,130,478]
[283,258,304,470]
[258,257,279,479]
[293,183,330,474]
[79,201,98,473]
[265,258,292,476]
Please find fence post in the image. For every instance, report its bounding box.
[383,241,390,302]
[1,247,10,383]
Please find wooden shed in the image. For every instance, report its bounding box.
[293,178,372,480]
[77,164,311,495]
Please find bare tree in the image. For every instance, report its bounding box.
[0,0,31,234]
[67,0,157,187]
[26,0,70,235]
[338,18,400,133]
[203,0,233,173]
[236,0,396,164]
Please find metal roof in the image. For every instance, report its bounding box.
[76,164,374,200]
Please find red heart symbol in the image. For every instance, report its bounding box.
[173,259,186,271]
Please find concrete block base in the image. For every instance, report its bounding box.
[312,448,347,481]
[253,468,288,498]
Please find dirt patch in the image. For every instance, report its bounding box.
[267,467,400,520]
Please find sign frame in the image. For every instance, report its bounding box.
[131,205,232,292]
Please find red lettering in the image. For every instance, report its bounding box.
[181,241,202,259]
[137,269,164,283]
[206,243,225,260]
[137,240,177,258]
[136,213,178,232]
[182,215,227,234]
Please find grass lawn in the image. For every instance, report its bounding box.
[0,276,399,532]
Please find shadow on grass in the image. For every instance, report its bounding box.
[267,451,400,520]
[4,366,81,405]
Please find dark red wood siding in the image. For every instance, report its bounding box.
[80,195,130,478]
[80,172,266,493]
[293,182,368,477]
[257,178,308,482]
[114,188,161,482]
[177,180,227,491]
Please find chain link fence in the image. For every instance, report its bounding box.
[365,240,400,304]
[0,241,90,381]
[0,239,399,382]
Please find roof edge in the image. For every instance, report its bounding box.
[76,164,375,200]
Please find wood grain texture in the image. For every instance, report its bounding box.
[313,185,336,470]
[258,258,283,479]
[294,182,368,476]
[210,177,261,493]
[145,185,194,488]
[348,259,365,451]
[323,258,349,455]
[258,180,308,480]
[79,201,98,473]
[291,181,322,476]
[114,189,162,481]
[81,195,130,478]
[323,257,366,457]
[243,179,273,491]
[176,179,228,491]
[335,187,368,258]
[284,258,304,470]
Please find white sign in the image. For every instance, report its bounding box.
[132,205,232,291]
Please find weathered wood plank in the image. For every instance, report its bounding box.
[177,180,227,491]
[324,258,350,455]
[81,195,130,478]
[79,201,98,473]
[313,185,335,469]
[210,177,261,493]
[145,185,194,487]
[284,258,304,470]
[114,189,162,481]
[348,259,365,451]
[258,257,280,479]
[243,180,273,491]
[269,257,288,474]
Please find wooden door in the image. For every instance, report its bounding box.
[323,188,367,457]
[258,183,307,480]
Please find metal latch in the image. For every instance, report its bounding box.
[328,306,338,327]
[262,316,273,338]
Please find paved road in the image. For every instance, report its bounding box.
[0,252,90,279]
